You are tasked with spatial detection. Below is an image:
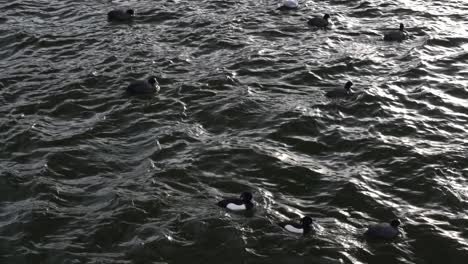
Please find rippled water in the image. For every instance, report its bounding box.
[1,0,468,263]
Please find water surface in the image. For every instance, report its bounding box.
[1,0,468,263]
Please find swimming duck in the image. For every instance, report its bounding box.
[383,23,408,41]
[279,216,314,235]
[277,0,299,10]
[126,76,160,94]
[308,14,330,28]
[364,219,401,239]
[325,81,353,98]
[107,9,135,22]
[217,192,254,211]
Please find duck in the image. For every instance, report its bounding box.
[279,216,314,235]
[126,76,160,94]
[217,192,254,211]
[364,219,401,239]
[383,23,408,41]
[277,0,299,11]
[308,14,330,28]
[325,81,353,98]
[107,9,135,22]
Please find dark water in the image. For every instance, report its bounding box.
[1,0,467,263]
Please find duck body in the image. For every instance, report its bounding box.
[383,23,408,41]
[279,216,313,235]
[308,14,330,28]
[217,192,254,211]
[278,0,299,10]
[365,219,400,239]
[325,89,352,98]
[126,76,159,94]
[107,9,135,22]
[383,31,408,41]
[325,81,353,98]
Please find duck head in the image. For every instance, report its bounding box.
[399,23,404,31]
[240,192,253,202]
[390,219,401,228]
[148,76,158,86]
[344,81,353,91]
[127,9,135,16]
[301,216,313,227]
[323,14,330,20]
